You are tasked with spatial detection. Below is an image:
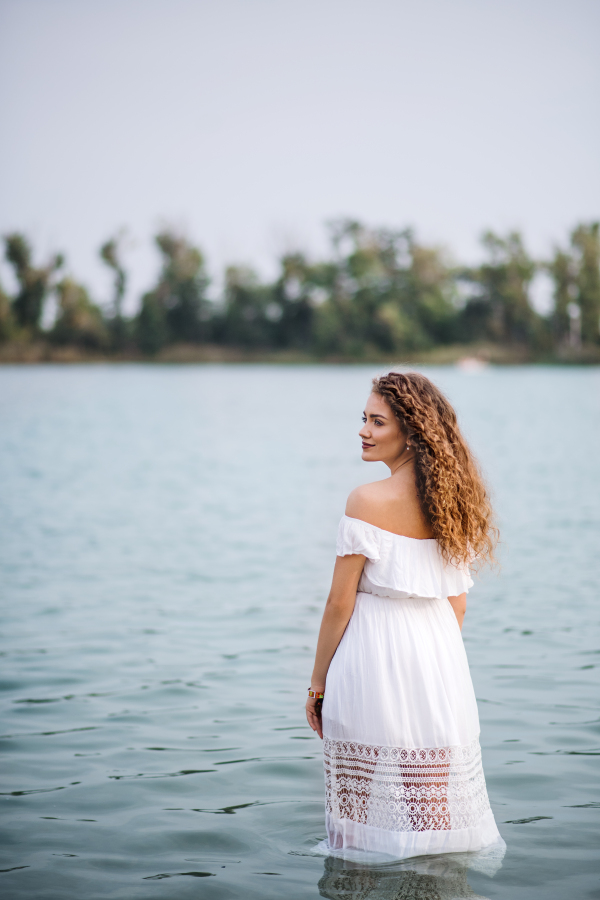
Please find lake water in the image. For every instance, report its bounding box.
[0,364,598,900]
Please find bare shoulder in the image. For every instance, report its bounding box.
[345,476,433,539]
[345,481,389,521]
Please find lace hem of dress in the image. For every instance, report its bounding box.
[324,736,491,833]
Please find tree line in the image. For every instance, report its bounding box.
[1,219,599,359]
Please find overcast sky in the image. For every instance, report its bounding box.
[0,0,599,312]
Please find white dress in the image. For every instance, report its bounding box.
[318,515,504,860]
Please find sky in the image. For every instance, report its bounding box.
[0,0,599,314]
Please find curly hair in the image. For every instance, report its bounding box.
[372,371,497,570]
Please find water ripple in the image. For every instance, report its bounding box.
[0,365,599,899]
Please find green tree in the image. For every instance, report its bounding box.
[547,248,577,347]
[313,220,413,355]
[4,233,63,332]
[100,233,128,350]
[52,277,107,348]
[137,291,167,355]
[135,230,211,353]
[571,222,600,344]
[404,242,460,345]
[216,266,275,347]
[269,253,316,350]
[157,231,211,341]
[0,280,14,342]
[462,231,540,345]
[311,220,458,355]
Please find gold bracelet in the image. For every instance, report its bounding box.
[307,688,324,699]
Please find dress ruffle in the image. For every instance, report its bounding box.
[336,515,382,560]
[336,516,474,601]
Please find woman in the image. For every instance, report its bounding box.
[306,371,504,860]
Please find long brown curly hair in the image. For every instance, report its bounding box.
[372,371,497,569]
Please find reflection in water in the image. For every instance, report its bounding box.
[318,855,492,900]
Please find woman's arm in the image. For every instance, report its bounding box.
[448,592,467,630]
[306,554,365,738]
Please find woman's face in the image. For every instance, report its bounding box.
[359,392,406,465]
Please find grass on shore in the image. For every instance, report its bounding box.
[1,340,599,366]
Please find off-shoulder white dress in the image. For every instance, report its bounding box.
[317,515,504,860]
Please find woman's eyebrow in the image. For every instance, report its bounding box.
[364,411,388,420]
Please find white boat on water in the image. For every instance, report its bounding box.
[456,357,490,372]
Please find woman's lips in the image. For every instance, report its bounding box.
[362,443,375,449]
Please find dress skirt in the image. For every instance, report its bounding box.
[320,590,503,859]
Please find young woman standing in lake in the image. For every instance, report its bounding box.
[306,371,504,859]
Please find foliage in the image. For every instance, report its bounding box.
[1,220,599,358]
[4,233,63,333]
[545,222,600,351]
[137,290,167,355]
[0,280,14,341]
[100,233,128,350]
[547,248,577,348]
[52,278,107,348]
[460,231,540,345]
[135,230,212,352]
[214,265,275,347]
[301,221,458,356]
[571,223,600,344]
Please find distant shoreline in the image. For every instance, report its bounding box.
[1,340,599,366]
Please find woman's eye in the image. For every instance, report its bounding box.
[361,417,366,423]
[374,420,383,426]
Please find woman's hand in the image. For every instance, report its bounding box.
[306,693,324,739]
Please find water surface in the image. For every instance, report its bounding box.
[0,364,598,899]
